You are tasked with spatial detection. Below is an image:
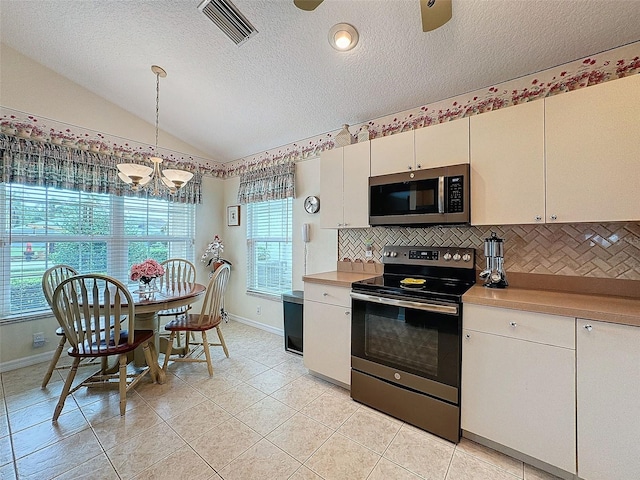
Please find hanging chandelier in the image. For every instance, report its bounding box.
[117,65,193,195]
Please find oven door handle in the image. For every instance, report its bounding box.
[350,292,458,315]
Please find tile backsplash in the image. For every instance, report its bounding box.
[338,222,640,280]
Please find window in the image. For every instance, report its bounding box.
[0,183,195,322]
[246,198,292,297]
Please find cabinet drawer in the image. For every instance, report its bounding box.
[464,304,574,348]
[304,283,351,308]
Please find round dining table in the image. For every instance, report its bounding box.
[129,281,206,383]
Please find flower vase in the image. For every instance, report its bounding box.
[334,124,353,147]
[138,277,157,300]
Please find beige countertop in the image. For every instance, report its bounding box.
[302,271,379,288]
[463,285,640,327]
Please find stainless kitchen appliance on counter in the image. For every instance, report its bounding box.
[369,163,469,226]
[350,245,476,443]
[479,232,508,288]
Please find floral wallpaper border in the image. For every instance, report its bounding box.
[2,42,638,179]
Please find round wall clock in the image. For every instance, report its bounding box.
[304,195,320,214]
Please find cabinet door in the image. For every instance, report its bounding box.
[320,147,344,229]
[370,129,414,176]
[577,319,640,480]
[470,100,545,225]
[545,75,640,223]
[415,117,469,169]
[462,330,576,473]
[303,300,352,385]
[342,141,370,228]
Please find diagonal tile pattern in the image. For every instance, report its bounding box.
[0,320,562,480]
[339,222,640,279]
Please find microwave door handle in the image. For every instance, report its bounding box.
[438,176,445,214]
[351,292,458,315]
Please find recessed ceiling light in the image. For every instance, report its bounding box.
[329,23,359,51]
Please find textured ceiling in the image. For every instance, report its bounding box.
[1,0,639,163]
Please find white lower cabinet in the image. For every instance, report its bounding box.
[461,304,576,474]
[303,283,351,386]
[576,319,640,480]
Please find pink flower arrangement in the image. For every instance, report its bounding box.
[130,259,165,282]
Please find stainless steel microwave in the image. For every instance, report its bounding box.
[369,163,470,226]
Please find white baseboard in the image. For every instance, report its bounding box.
[227,313,284,337]
[0,350,54,373]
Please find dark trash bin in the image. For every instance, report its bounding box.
[282,290,304,355]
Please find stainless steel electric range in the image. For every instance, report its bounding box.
[350,245,476,443]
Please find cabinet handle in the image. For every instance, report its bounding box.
[510,322,517,327]
[550,214,557,221]
[535,215,542,222]
[344,311,350,315]
[408,165,413,170]
[337,223,343,227]
[416,164,422,169]
[322,292,328,297]
[465,333,470,339]
[584,324,593,332]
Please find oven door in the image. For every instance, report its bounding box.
[351,291,461,403]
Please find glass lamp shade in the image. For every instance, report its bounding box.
[117,163,153,181]
[162,169,194,189]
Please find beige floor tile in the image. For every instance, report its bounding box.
[189,417,262,471]
[8,395,77,434]
[300,392,359,429]
[219,438,301,480]
[91,404,165,451]
[54,452,120,480]
[0,435,13,467]
[0,362,60,397]
[106,422,186,479]
[132,444,217,480]
[254,348,294,368]
[187,371,243,399]
[524,463,564,479]
[0,462,17,480]
[273,356,308,378]
[266,412,334,462]
[456,438,523,477]
[15,429,103,480]
[338,406,402,454]
[138,383,207,419]
[305,432,380,480]
[212,382,266,415]
[79,390,147,425]
[446,450,521,480]
[219,356,271,380]
[368,457,423,480]
[12,407,89,460]
[236,396,296,435]
[384,424,454,480]
[165,399,231,442]
[245,368,295,394]
[4,381,65,413]
[289,465,324,480]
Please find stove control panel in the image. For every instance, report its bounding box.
[383,246,476,269]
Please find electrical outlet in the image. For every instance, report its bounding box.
[33,332,46,348]
[256,305,262,315]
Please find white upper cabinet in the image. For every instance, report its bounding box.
[370,117,470,177]
[545,74,640,223]
[415,117,470,169]
[320,141,370,229]
[370,129,414,176]
[470,100,545,225]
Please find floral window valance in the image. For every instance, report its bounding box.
[0,133,201,203]
[237,160,295,204]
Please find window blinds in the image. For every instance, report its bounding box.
[246,198,293,297]
[0,183,195,321]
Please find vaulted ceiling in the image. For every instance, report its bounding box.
[1,0,639,163]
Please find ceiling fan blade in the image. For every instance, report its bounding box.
[420,0,452,32]
[294,0,324,12]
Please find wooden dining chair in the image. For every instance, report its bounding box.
[158,258,197,345]
[162,263,230,376]
[51,274,159,421]
[41,264,81,388]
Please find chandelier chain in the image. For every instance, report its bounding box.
[155,71,160,151]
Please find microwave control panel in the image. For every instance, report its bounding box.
[447,176,464,213]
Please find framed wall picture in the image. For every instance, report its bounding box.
[227,205,240,226]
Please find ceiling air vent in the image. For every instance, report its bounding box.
[198,0,258,46]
